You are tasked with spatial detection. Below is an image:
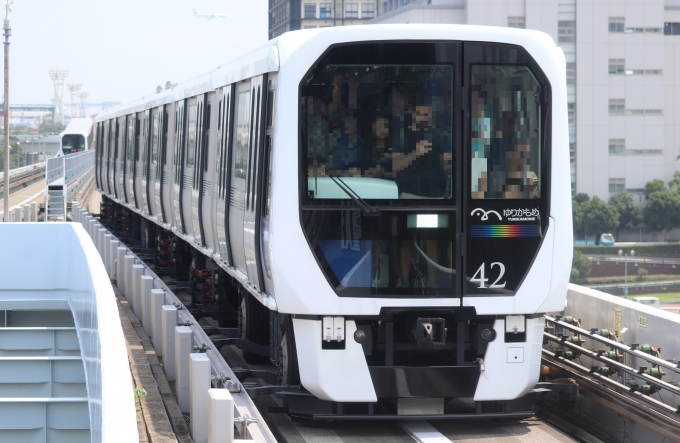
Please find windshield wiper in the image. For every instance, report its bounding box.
[329,175,380,216]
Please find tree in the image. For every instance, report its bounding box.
[581,196,619,241]
[38,120,66,135]
[572,199,584,236]
[645,179,666,198]
[608,191,642,234]
[669,170,680,193]
[571,250,592,282]
[574,193,590,205]
[643,189,680,234]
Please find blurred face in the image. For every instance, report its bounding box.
[373,117,389,139]
[411,105,432,132]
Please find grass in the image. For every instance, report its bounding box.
[584,274,680,285]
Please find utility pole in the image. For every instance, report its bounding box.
[3,1,11,222]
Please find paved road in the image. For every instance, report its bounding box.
[0,180,45,218]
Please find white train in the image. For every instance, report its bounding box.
[95,25,572,418]
[57,118,94,157]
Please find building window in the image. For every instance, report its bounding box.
[508,17,525,29]
[304,3,316,19]
[609,17,624,33]
[558,21,576,43]
[319,3,332,18]
[645,69,663,75]
[665,22,680,35]
[362,3,375,18]
[304,26,316,29]
[568,102,575,126]
[609,99,625,115]
[609,139,625,155]
[608,59,624,75]
[345,3,358,18]
[609,178,625,194]
[566,62,576,85]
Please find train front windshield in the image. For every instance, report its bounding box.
[62,134,86,155]
[300,42,549,298]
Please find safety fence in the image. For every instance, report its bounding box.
[45,151,94,220]
[0,162,46,193]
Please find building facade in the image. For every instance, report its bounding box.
[367,0,680,204]
[269,0,379,39]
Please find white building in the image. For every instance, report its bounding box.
[369,0,680,203]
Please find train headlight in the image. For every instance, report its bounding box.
[354,329,367,343]
[481,328,496,342]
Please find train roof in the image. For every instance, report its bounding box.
[60,118,94,137]
[95,24,561,122]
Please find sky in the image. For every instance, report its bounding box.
[7,0,268,107]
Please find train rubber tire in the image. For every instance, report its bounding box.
[279,315,300,386]
[240,293,270,364]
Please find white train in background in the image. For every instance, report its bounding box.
[57,118,94,157]
[95,25,572,419]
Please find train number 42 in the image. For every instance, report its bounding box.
[471,262,506,288]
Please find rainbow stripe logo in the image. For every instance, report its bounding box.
[471,225,540,238]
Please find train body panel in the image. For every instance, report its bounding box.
[95,25,571,407]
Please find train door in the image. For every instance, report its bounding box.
[243,75,266,289]
[158,106,169,223]
[173,101,185,231]
[139,110,151,214]
[259,79,275,294]
[148,107,161,218]
[115,116,126,200]
[199,93,217,251]
[125,114,136,206]
[181,97,199,238]
[190,94,206,245]
[215,85,234,265]
[228,81,251,274]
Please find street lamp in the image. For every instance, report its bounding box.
[618,249,635,299]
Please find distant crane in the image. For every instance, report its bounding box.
[192,8,226,19]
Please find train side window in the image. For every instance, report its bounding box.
[246,87,256,209]
[251,86,261,210]
[216,99,223,196]
[263,89,275,218]
[223,95,230,198]
[234,90,251,181]
[204,102,211,173]
[187,104,197,168]
[162,111,168,167]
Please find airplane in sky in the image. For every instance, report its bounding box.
[193,9,227,20]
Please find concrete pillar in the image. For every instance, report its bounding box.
[116,247,127,287]
[87,218,95,239]
[124,255,135,300]
[161,305,177,380]
[13,207,20,222]
[190,353,211,443]
[175,326,193,413]
[30,202,37,222]
[22,204,29,222]
[104,233,113,276]
[208,389,234,443]
[140,275,154,336]
[151,289,166,355]
[109,239,119,280]
[131,264,145,318]
[98,228,106,260]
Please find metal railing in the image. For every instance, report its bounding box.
[44,151,94,220]
[588,256,680,267]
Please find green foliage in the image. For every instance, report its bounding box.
[637,267,648,280]
[581,196,619,239]
[608,191,642,231]
[0,134,23,170]
[645,179,666,198]
[38,120,66,135]
[572,198,584,235]
[573,193,590,205]
[668,170,680,193]
[643,190,680,232]
[571,250,592,282]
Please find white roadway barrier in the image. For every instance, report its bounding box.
[75,207,278,442]
[190,353,211,443]
[176,326,193,413]
[140,275,154,337]
[131,264,144,318]
[109,239,119,279]
[162,305,178,381]
[0,223,138,441]
[208,389,234,443]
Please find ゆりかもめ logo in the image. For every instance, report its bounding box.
[471,208,502,221]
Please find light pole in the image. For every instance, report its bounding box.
[2,0,11,221]
[618,249,636,299]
